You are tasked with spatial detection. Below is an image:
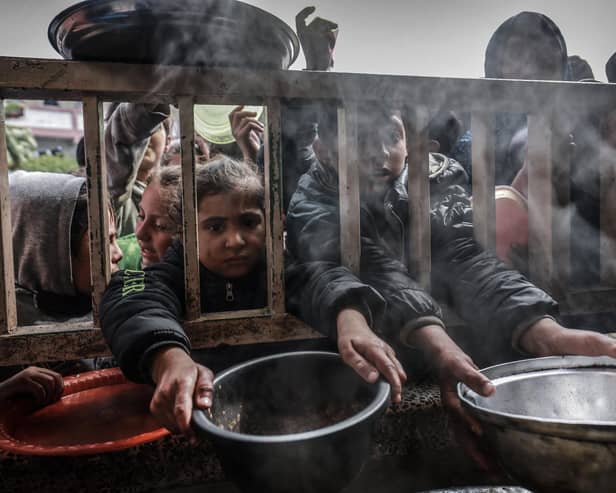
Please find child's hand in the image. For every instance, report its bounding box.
[229,105,264,164]
[149,346,214,436]
[336,308,407,403]
[295,7,339,71]
[519,317,616,358]
[0,366,64,408]
[407,324,496,471]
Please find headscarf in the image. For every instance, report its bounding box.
[484,11,568,80]
[9,171,86,297]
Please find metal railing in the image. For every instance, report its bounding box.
[0,56,615,365]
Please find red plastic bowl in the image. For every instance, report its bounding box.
[0,367,169,456]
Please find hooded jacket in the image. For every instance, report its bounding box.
[9,171,92,325]
[285,158,558,361]
[484,12,568,186]
[100,240,267,383]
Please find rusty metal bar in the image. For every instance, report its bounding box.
[263,98,286,314]
[550,127,572,291]
[177,96,201,319]
[82,96,110,326]
[600,148,616,285]
[337,104,361,275]
[471,112,496,252]
[404,106,431,289]
[0,100,16,334]
[527,113,554,289]
[1,58,615,115]
[0,314,322,366]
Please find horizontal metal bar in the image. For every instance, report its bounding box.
[0,315,322,366]
[0,57,615,114]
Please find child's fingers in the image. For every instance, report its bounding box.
[194,366,214,409]
[238,120,265,137]
[173,381,194,435]
[339,341,379,384]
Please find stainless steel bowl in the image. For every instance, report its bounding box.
[458,356,616,493]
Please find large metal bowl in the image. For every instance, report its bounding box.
[48,0,299,68]
[458,356,616,493]
[192,351,390,493]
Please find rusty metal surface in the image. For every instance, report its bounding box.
[1,58,615,113]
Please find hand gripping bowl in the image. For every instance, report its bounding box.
[48,0,299,69]
[458,356,616,493]
[192,351,390,493]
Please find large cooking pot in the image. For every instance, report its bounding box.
[48,0,299,69]
[458,355,616,493]
[192,351,390,493]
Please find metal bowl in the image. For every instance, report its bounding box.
[458,356,616,493]
[192,351,390,493]
[48,0,299,69]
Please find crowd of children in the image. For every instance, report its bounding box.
[3,9,616,475]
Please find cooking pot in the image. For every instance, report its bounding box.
[458,355,616,493]
[192,351,390,493]
[49,0,299,69]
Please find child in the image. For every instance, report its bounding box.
[284,103,616,459]
[117,166,183,270]
[10,171,123,325]
[100,157,269,434]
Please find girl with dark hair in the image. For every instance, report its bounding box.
[101,157,269,434]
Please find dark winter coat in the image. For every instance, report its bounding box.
[285,159,558,357]
[100,240,267,383]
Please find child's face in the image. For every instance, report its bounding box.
[136,182,177,267]
[358,112,407,199]
[197,191,265,279]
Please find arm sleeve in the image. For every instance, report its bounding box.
[100,243,190,384]
[430,185,558,353]
[105,103,170,204]
[286,172,444,341]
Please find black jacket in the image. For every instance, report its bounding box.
[285,160,558,357]
[100,240,267,383]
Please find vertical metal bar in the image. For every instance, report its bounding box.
[82,96,109,326]
[337,104,361,275]
[0,100,16,334]
[550,126,571,291]
[471,112,496,252]
[527,113,553,289]
[178,96,201,319]
[404,105,431,289]
[263,98,286,314]
[600,145,616,285]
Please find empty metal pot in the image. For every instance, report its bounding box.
[458,355,616,493]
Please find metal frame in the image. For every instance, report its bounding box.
[1,56,616,365]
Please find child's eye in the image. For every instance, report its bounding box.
[207,223,224,233]
[241,216,261,229]
[154,222,170,232]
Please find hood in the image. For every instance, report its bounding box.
[9,170,86,296]
[484,11,568,79]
